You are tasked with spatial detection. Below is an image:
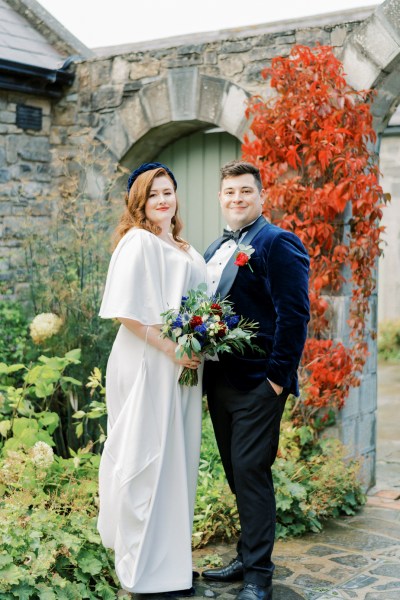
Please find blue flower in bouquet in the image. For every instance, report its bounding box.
[225,315,240,329]
[194,323,207,346]
[181,312,191,324]
[172,314,183,328]
[181,295,188,303]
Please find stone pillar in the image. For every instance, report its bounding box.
[378,133,400,321]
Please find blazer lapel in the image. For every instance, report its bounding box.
[204,236,225,263]
[216,216,268,299]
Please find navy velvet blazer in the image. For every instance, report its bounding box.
[204,215,310,396]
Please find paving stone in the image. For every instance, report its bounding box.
[306,546,343,557]
[365,593,400,600]
[293,574,334,591]
[326,567,354,579]
[274,565,294,580]
[373,581,400,590]
[273,584,306,599]
[370,562,400,577]
[304,563,325,573]
[361,507,400,522]
[330,554,370,568]
[346,517,400,540]
[311,522,399,551]
[340,574,379,589]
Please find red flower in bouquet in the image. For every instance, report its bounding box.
[216,322,227,338]
[211,303,223,317]
[189,315,203,329]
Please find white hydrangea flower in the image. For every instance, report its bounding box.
[31,441,54,468]
[29,313,63,344]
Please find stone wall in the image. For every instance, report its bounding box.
[0,91,54,296]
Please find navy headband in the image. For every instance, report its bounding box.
[127,162,177,193]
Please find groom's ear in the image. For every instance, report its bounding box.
[260,188,267,205]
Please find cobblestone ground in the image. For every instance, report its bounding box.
[121,361,400,600]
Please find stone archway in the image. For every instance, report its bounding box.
[341,0,400,131]
[94,71,249,165]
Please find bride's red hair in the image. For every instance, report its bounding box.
[113,167,188,250]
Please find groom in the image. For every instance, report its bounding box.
[202,161,310,600]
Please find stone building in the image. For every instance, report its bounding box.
[1,0,400,486]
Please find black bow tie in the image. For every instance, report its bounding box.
[222,224,252,243]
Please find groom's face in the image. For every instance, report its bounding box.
[219,173,266,231]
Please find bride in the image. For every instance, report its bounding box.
[98,162,206,595]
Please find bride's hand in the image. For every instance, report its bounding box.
[177,352,201,369]
[163,339,201,369]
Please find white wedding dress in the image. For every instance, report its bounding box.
[97,228,206,593]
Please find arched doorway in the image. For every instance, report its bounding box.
[155,129,241,252]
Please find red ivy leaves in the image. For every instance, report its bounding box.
[243,44,388,418]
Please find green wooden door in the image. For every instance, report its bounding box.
[156,130,241,252]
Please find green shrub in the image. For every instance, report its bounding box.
[193,409,365,547]
[193,409,240,548]
[0,445,118,599]
[0,299,31,364]
[0,350,83,456]
[378,320,400,361]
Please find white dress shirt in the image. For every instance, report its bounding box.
[206,220,258,295]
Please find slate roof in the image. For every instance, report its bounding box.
[0,0,65,69]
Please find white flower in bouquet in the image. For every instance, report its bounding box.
[31,441,54,468]
[30,313,63,344]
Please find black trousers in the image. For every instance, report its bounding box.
[206,362,288,587]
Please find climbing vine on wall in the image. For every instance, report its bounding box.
[242,44,388,423]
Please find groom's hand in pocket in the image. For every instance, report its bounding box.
[267,379,283,396]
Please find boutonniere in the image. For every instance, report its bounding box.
[234,244,255,272]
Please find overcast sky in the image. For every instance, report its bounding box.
[37,0,377,49]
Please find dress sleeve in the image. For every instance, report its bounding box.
[99,229,166,325]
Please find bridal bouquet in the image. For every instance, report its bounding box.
[161,283,263,386]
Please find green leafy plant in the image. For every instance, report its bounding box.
[72,367,107,448]
[0,350,82,456]
[0,443,119,598]
[0,299,31,364]
[378,320,400,361]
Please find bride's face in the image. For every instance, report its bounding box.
[145,175,177,226]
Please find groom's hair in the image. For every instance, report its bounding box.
[220,160,262,191]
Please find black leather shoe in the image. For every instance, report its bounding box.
[202,558,244,582]
[236,583,272,600]
[163,586,195,597]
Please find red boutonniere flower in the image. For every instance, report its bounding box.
[234,244,255,272]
